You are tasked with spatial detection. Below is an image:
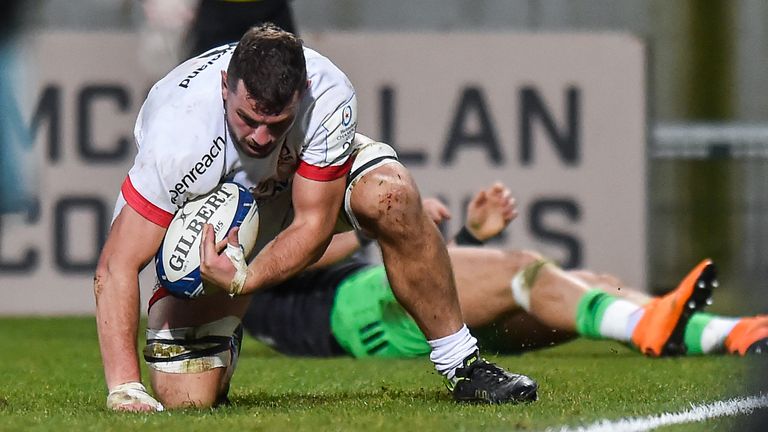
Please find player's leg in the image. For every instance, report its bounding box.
[345,138,537,403]
[350,162,463,341]
[449,246,717,356]
[567,265,767,356]
[557,260,715,356]
[471,311,577,354]
[145,288,251,409]
[567,269,652,305]
[449,247,585,329]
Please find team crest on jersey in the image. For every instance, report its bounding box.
[342,105,353,126]
[323,97,357,153]
[251,145,296,199]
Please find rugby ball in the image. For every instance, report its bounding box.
[155,182,259,299]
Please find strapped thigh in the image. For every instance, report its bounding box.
[144,316,243,374]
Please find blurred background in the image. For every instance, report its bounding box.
[1,0,765,317]
[1,0,766,424]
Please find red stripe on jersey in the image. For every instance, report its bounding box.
[121,176,174,227]
[296,156,354,181]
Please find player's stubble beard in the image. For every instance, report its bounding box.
[224,112,281,159]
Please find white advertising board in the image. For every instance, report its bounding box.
[0,32,645,314]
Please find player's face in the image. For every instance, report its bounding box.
[222,76,300,159]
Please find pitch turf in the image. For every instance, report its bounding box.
[0,317,761,431]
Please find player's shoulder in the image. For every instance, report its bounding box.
[132,52,231,197]
[140,44,234,123]
[155,44,235,96]
[136,49,231,156]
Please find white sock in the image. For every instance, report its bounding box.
[599,299,643,342]
[701,317,740,353]
[428,325,478,381]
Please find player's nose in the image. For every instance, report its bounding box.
[248,125,272,146]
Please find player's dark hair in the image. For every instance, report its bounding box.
[227,23,306,115]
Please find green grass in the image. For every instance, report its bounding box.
[0,317,761,431]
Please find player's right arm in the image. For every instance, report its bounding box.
[94,204,166,412]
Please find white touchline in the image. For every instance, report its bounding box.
[547,393,768,432]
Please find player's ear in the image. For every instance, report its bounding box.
[221,71,229,101]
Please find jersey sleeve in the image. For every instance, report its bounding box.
[297,76,358,182]
[122,147,178,228]
[120,175,174,227]
[122,105,195,227]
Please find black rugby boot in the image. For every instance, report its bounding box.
[451,351,538,404]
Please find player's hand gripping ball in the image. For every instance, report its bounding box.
[155,182,259,298]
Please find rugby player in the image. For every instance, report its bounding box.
[95,24,536,412]
[243,183,768,360]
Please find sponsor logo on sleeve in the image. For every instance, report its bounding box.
[178,45,235,89]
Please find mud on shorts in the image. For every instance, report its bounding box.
[143,314,244,374]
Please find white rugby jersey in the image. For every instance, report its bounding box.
[116,44,358,227]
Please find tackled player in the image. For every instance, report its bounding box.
[243,182,768,361]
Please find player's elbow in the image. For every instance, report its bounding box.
[301,226,334,267]
[92,251,135,301]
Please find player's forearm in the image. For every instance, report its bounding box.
[94,267,142,389]
[242,219,332,293]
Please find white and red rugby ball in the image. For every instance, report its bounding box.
[155,182,259,299]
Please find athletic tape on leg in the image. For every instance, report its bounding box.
[224,243,247,296]
[144,316,242,374]
[510,273,532,312]
[510,259,553,312]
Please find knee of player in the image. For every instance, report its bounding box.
[145,317,242,409]
[152,383,221,410]
[353,171,422,235]
[503,249,545,271]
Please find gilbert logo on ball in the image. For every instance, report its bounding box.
[155,182,259,298]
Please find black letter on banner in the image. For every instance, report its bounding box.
[529,198,582,268]
[520,86,581,165]
[378,85,426,166]
[54,197,108,273]
[78,85,131,162]
[27,85,62,162]
[0,201,41,272]
[442,87,503,165]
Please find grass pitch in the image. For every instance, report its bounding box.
[0,317,761,431]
